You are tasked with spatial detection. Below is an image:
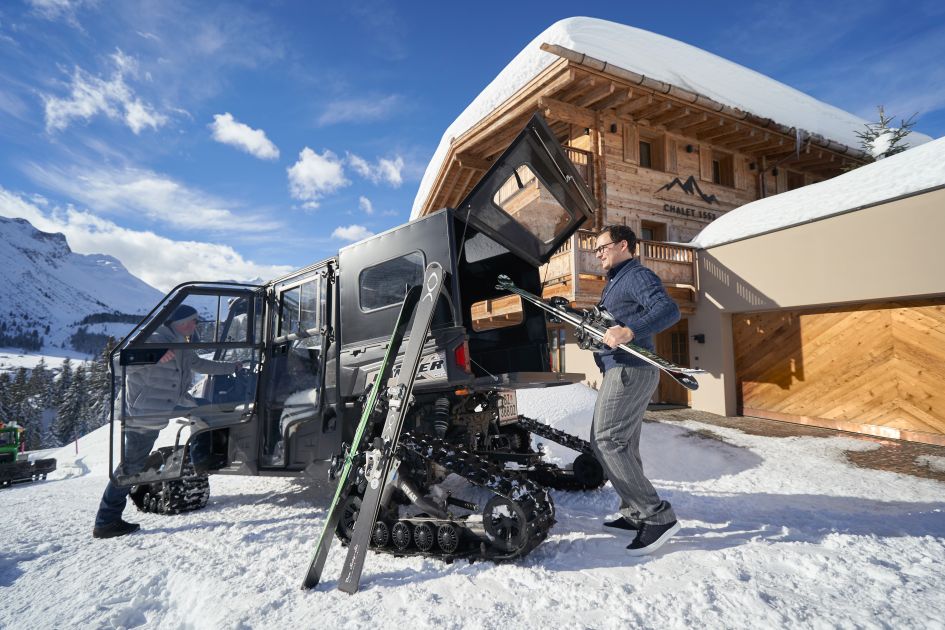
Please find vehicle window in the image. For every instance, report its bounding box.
[491,164,571,244]
[277,276,323,337]
[359,251,424,311]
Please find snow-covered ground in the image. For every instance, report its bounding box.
[3,384,944,628]
[0,349,89,372]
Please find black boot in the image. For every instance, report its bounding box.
[92,519,141,539]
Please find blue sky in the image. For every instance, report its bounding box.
[1,0,943,292]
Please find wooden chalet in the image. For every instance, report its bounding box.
[414,37,870,404]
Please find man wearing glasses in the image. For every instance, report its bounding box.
[591,224,681,555]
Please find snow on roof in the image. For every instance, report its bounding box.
[411,16,931,219]
[689,135,945,249]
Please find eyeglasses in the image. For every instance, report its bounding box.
[594,241,618,255]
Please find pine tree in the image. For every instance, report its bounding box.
[28,358,55,409]
[54,366,88,445]
[18,397,43,450]
[55,357,74,407]
[856,105,917,160]
[0,371,11,421]
[86,339,116,431]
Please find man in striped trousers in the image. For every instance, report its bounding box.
[591,225,681,555]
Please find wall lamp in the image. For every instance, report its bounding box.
[691,334,706,344]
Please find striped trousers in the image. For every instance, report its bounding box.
[591,365,676,526]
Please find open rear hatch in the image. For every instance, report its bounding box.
[455,113,597,267]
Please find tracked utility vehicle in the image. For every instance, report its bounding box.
[1,422,56,487]
[110,114,602,563]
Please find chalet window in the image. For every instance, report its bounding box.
[787,171,805,190]
[641,220,666,243]
[640,140,653,168]
[670,331,688,366]
[638,130,665,171]
[712,151,735,187]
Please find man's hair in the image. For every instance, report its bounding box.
[598,224,637,254]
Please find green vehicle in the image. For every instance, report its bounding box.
[0,422,56,488]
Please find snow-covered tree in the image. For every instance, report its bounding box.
[54,365,88,445]
[28,358,55,409]
[86,339,116,431]
[54,357,73,407]
[856,106,917,160]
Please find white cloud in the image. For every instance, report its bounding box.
[0,186,292,292]
[209,112,279,160]
[287,147,348,206]
[27,163,280,233]
[27,0,94,26]
[347,153,404,187]
[331,224,373,242]
[358,196,374,215]
[43,49,167,134]
[317,94,401,126]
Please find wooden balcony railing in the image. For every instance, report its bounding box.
[541,230,697,311]
[565,147,593,186]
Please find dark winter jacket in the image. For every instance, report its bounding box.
[119,325,237,429]
[594,258,680,373]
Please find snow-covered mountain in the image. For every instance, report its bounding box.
[0,216,163,354]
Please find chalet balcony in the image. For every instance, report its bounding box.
[539,230,697,314]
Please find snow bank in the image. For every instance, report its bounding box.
[690,135,945,249]
[410,16,932,219]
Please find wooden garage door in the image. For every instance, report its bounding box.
[733,298,945,444]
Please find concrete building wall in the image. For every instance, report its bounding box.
[689,186,945,416]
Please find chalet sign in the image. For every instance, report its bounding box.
[654,175,719,221]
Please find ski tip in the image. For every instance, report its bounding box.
[496,274,512,290]
[676,374,700,391]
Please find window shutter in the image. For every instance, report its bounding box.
[699,144,712,182]
[734,155,746,190]
[623,123,639,164]
[665,137,678,173]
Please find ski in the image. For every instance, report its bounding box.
[496,274,704,391]
[300,281,425,590]
[336,262,446,594]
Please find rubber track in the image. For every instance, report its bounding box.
[353,431,556,562]
[515,416,607,491]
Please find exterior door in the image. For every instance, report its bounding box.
[655,319,690,404]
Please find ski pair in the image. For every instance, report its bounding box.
[301,262,445,593]
[495,274,704,390]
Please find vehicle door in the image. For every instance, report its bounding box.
[259,265,333,467]
[454,113,597,267]
[110,283,263,486]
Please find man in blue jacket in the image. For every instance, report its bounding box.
[592,225,681,555]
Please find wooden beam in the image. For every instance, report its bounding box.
[651,106,691,127]
[575,81,617,108]
[740,136,785,154]
[617,93,652,117]
[712,128,756,147]
[664,111,706,131]
[635,100,673,121]
[681,116,724,135]
[538,96,596,128]
[595,87,633,111]
[697,122,740,141]
[730,131,769,151]
[454,152,492,172]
